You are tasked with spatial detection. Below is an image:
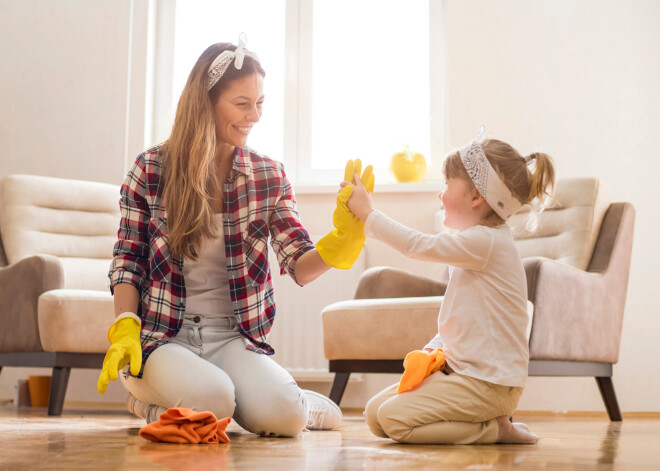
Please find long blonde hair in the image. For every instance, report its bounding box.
[443,139,555,227]
[161,42,265,260]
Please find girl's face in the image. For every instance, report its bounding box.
[213,73,264,149]
[438,177,481,231]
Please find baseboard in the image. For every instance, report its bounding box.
[0,398,127,411]
[340,407,660,419]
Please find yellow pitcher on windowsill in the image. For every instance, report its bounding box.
[390,147,427,182]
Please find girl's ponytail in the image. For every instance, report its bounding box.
[473,139,556,227]
[525,152,555,204]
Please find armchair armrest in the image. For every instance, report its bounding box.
[355,266,448,299]
[0,255,64,352]
[321,296,443,361]
[524,256,625,363]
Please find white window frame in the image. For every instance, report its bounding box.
[146,0,447,185]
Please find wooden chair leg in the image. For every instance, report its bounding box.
[596,376,622,422]
[48,366,71,416]
[329,372,350,406]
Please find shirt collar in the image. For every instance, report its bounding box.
[232,146,252,177]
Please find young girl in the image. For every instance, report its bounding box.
[346,127,554,445]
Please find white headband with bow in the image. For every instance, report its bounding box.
[207,32,259,91]
[459,126,522,220]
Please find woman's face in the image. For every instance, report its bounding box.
[213,73,264,149]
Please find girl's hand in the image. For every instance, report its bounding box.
[345,173,374,221]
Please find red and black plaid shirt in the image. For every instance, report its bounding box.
[109,146,314,375]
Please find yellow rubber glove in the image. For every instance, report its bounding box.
[97,315,142,394]
[316,159,375,269]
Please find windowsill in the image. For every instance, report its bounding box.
[294,181,441,195]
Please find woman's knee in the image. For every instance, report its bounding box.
[135,345,237,418]
[235,386,307,437]
[186,375,236,419]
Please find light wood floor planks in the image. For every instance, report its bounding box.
[1,403,659,470]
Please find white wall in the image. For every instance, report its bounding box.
[0,0,149,183]
[1,0,658,413]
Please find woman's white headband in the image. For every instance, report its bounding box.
[459,126,522,220]
[207,32,259,91]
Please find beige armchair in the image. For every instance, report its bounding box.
[322,178,634,421]
[0,175,117,414]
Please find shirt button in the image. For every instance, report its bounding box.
[193,315,201,323]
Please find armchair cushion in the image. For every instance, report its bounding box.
[38,289,114,353]
[322,297,443,360]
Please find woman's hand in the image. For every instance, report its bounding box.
[97,314,142,394]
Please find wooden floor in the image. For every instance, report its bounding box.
[1,403,659,470]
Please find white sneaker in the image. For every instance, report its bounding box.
[304,390,342,430]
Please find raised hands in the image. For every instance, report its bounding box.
[315,159,375,269]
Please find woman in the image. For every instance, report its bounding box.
[97,35,373,437]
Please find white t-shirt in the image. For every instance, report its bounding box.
[183,214,235,317]
[365,210,529,387]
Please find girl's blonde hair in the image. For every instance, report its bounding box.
[161,43,264,260]
[443,139,555,227]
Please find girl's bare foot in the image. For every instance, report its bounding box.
[495,416,538,444]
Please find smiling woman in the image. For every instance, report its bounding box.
[97,35,374,438]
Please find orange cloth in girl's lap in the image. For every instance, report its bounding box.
[139,407,231,444]
[397,348,446,393]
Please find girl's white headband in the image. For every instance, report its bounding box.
[459,126,522,220]
[207,32,259,91]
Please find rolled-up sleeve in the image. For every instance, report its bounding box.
[108,155,150,294]
[268,166,314,284]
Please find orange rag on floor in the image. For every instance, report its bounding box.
[139,407,231,444]
[397,348,446,393]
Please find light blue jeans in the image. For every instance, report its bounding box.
[122,314,307,436]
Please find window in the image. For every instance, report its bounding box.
[155,0,444,184]
[306,0,430,182]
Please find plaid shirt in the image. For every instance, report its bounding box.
[109,145,314,375]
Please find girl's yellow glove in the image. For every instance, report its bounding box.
[316,159,375,269]
[97,315,142,394]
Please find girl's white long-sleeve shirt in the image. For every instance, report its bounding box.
[364,210,529,387]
